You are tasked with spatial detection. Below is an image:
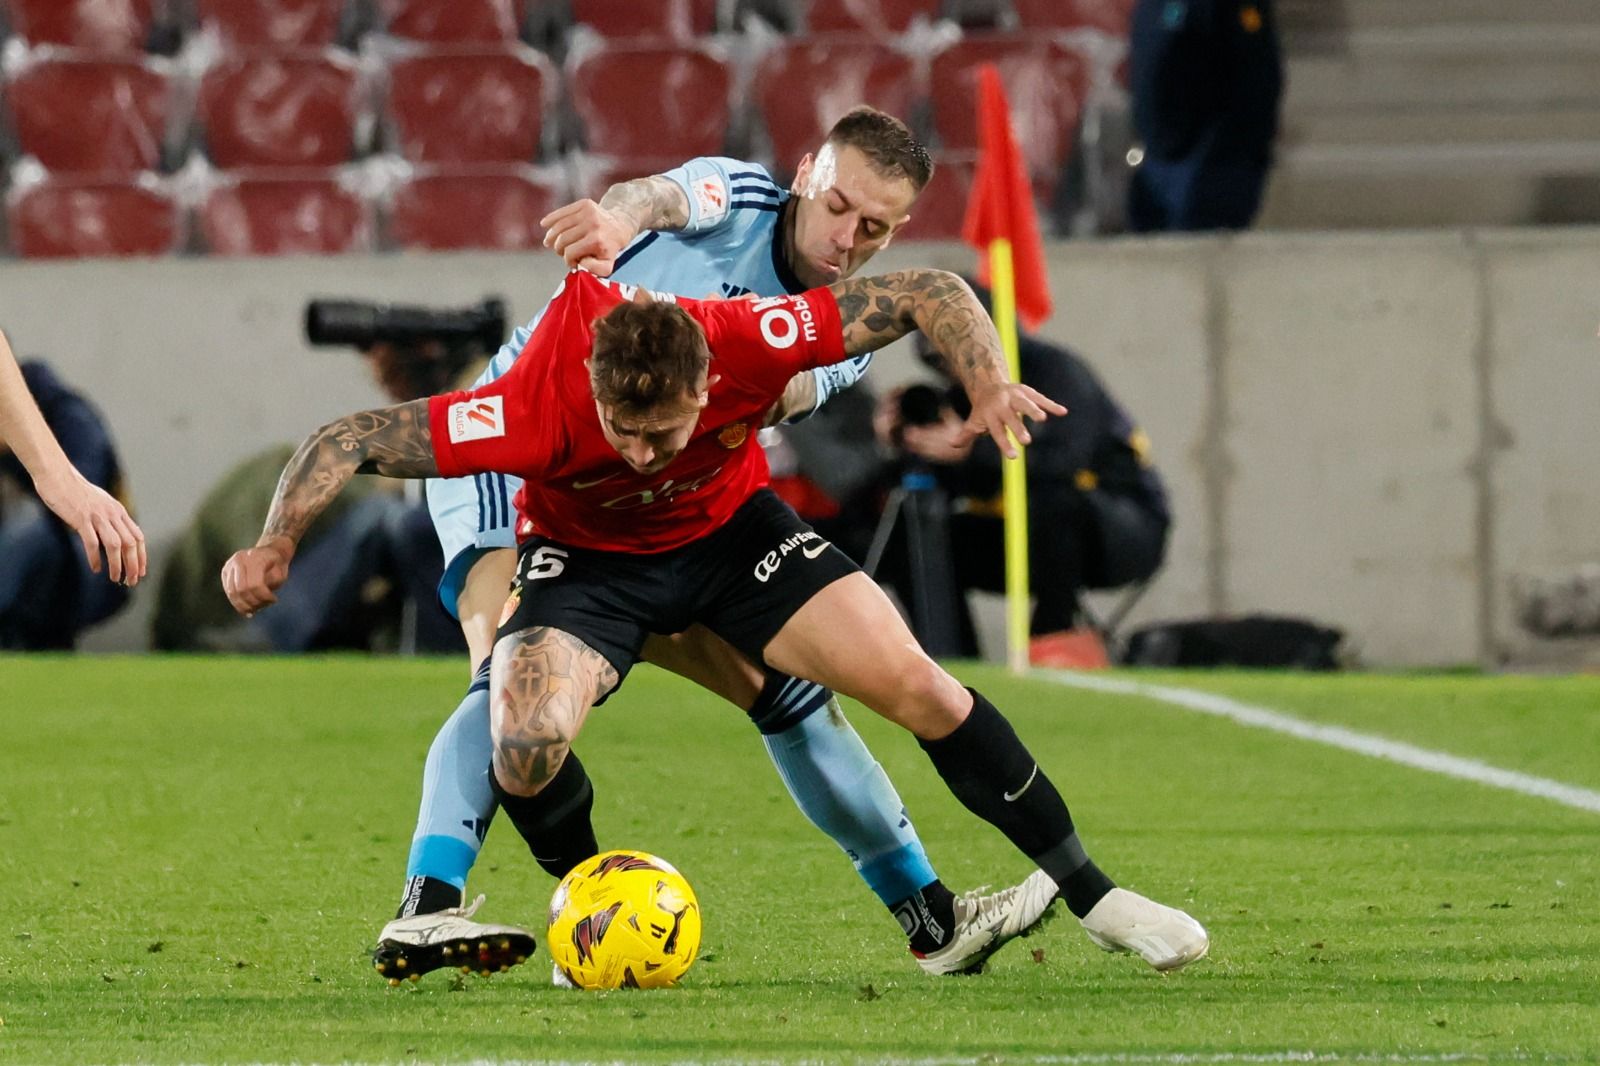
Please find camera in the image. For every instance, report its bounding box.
[896,383,948,428]
[304,297,507,354]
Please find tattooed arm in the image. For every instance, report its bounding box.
[221,399,436,615]
[539,176,690,275]
[828,270,1067,457]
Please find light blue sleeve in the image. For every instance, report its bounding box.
[792,353,876,422]
[657,156,773,234]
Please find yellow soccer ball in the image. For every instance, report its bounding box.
[547,850,702,989]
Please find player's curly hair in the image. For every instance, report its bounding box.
[589,299,710,413]
[826,106,934,192]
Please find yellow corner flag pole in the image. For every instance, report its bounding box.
[988,237,1031,674]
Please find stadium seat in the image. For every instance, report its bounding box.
[377,0,525,44]
[570,0,694,40]
[804,0,940,36]
[7,174,181,258]
[3,0,156,52]
[896,153,974,241]
[383,47,551,164]
[195,0,348,49]
[197,51,363,169]
[929,37,1088,199]
[1013,0,1135,36]
[753,38,919,171]
[387,165,563,251]
[568,44,730,160]
[5,55,176,175]
[199,171,371,255]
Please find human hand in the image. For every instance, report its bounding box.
[961,382,1067,459]
[221,539,294,617]
[540,199,638,275]
[900,411,975,465]
[34,469,147,585]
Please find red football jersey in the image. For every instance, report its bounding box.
[427,270,847,553]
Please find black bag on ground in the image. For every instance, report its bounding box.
[1121,614,1344,669]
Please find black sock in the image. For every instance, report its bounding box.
[395,875,463,919]
[918,688,1116,919]
[891,880,958,954]
[488,750,598,880]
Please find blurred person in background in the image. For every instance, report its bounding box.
[154,338,474,654]
[1127,0,1283,232]
[876,287,1171,667]
[0,330,144,649]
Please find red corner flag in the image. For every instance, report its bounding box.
[960,64,1052,328]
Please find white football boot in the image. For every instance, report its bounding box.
[913,869,1061,975]
[1079,887,1209,972]
[372,894,537,984]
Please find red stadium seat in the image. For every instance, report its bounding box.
[5,55,176,175]
[388,165,563,251]
[805,0,940,36]
[568,44,730,159]
[377,0,525,44]
[200,171,371,255]
[198,51,362,169]
[196,0,348,48]
[7,174,181,258]
[754,38,919,172]
[3,0,156,52]
[570,0,693,40]
[929,37,1088,198]
[1013,0,1135,36]
[897,153,974,241]
[384,47,551,164]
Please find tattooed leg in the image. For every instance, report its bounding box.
[486,625,619,879]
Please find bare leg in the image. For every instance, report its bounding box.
[490,625,617,796]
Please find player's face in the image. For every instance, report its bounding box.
[788,143,918,289]
[596,390,709,476]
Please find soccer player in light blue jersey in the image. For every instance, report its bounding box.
[376,109,1059,980]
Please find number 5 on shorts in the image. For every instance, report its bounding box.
[525,545,569,581]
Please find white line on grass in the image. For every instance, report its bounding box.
[224,1055,1557,1066]
[1035,670,1600,816]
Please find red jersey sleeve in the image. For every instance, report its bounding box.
[427,353,556,479]
[688,287,847,397]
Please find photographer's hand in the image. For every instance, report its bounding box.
[901,412,975,465]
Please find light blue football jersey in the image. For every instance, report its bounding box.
[428,156,871,615]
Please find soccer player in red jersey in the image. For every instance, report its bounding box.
[224,269,1209,973]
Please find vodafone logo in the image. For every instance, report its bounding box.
[751,295,818,352]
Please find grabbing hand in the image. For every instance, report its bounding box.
[221,539,294,617]
[961,382,1067,459]
[900,411,975,465]
[35,469,147,586]
[540,199,638,275]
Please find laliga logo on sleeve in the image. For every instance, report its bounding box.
[693,175,728,227]
[448,396,505,442]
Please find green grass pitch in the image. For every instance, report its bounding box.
[1,656,1597,1064]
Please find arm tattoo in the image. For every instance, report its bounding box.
[261,398,437,549]
[829,270,1008,394]
[493,627,618,791]
[600,175,690,234]
[765,369,820,426]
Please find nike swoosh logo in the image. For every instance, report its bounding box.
[1003,764,1039,802]
[802,540,830,559]
[571,472,620,490]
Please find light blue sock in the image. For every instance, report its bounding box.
[761,690,938,907]
[405,663,497,891]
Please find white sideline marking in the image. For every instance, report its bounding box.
[215,1056,1546,1066]
[1037,671,1600,816]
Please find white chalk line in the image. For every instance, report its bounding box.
[1035,671,1600,816]
[172,1056,1573,1066]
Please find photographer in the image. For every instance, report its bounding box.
[152,300,501,652]
[876,290,1171,666]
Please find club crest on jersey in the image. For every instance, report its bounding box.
[718,423,748,449]
[448,396,505,442]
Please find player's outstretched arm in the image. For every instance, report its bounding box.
[0,330,147,585]
[221,398,436,616]
[539,176,691,275]
[828,271,1066,458]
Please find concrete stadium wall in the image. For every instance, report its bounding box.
[3,227,1596,667]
